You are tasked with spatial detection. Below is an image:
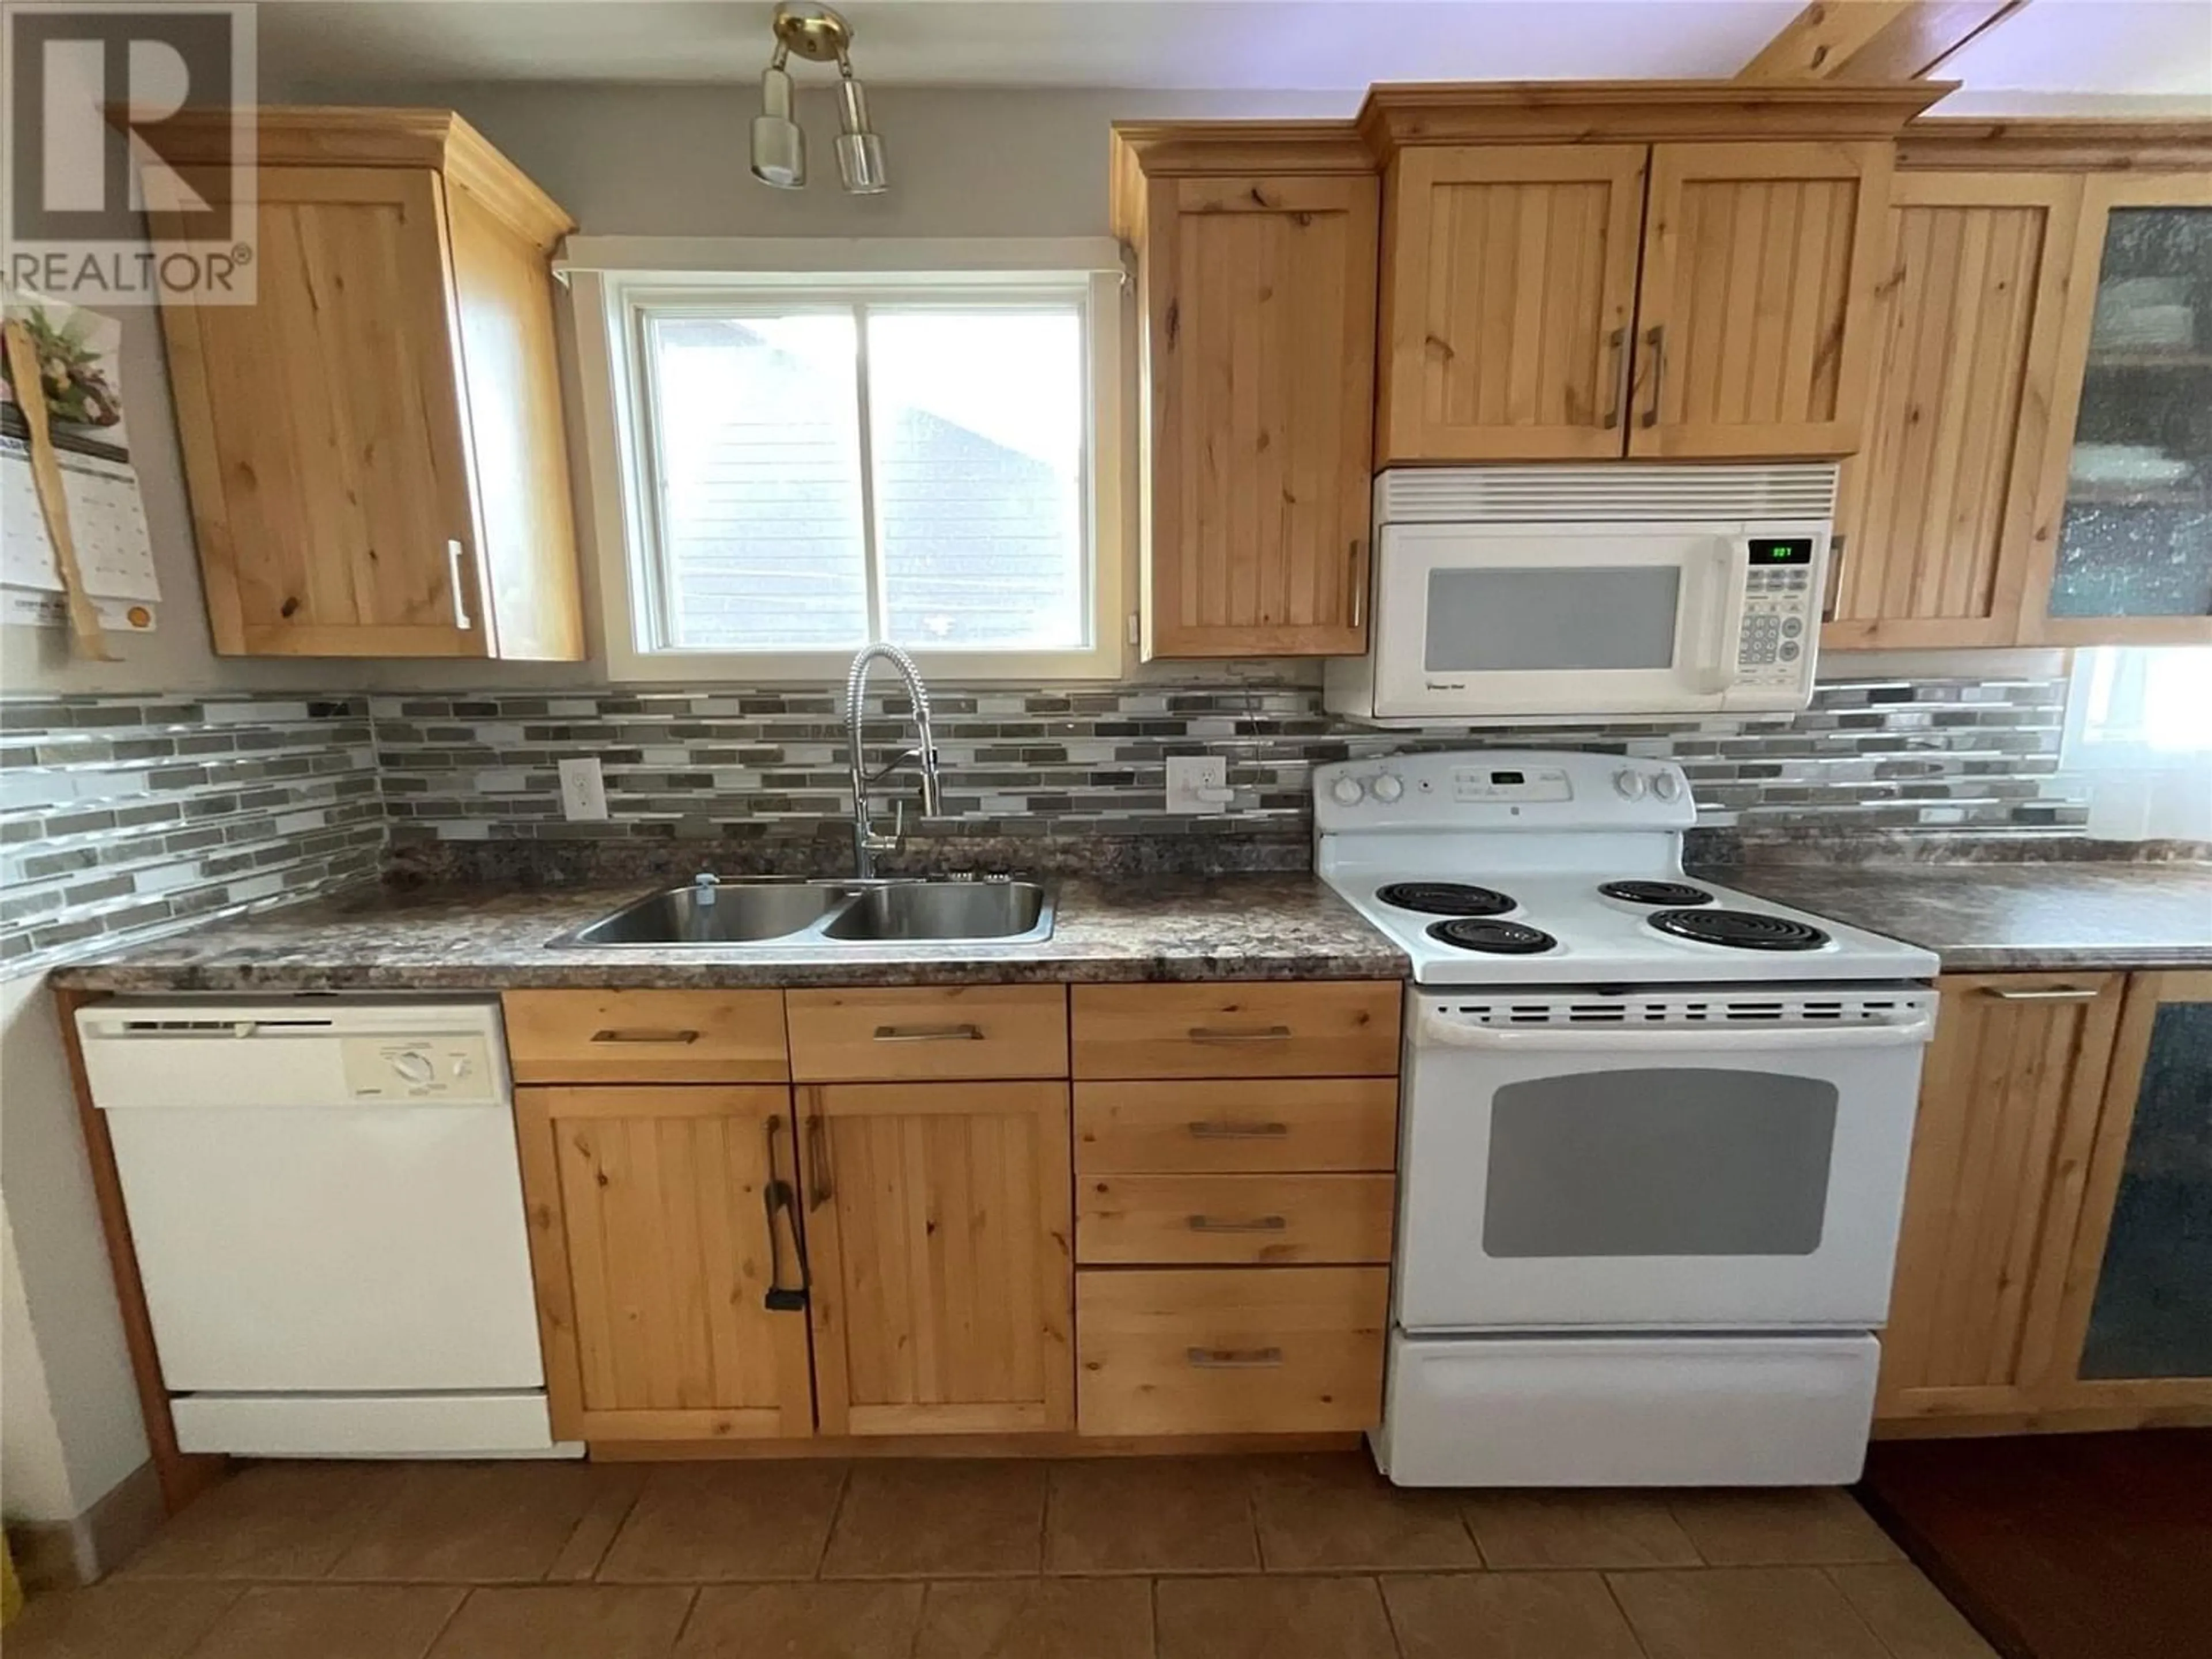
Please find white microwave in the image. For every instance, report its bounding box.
[1324,464,1838,725]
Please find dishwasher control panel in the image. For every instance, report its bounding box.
[78,999,512,1112]
[342,1033,498,1101]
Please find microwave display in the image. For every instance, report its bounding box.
[1749,539,1815,566]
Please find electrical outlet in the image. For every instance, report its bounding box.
[1165,755,1233,815]
[558,756,609,821]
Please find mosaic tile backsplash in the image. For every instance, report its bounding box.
[1,695,384,971]
[0,676,2085,968]
[371,675,2084,850]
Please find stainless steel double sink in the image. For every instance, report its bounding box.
[554,877,1054,948]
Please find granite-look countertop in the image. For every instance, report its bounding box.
[1710,862,2212,974]
[48,874,1408,993]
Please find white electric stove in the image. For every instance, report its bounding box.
[1316,750,1941,1488]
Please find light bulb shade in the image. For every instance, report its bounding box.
[751,65,805,188]
[834,76,886,194]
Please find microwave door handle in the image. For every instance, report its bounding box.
[1690,541,1745,695]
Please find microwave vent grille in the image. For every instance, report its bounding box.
[1376,464,1839,524]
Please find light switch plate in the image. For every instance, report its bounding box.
[1165,755,1233,815]
[558,756,609,821]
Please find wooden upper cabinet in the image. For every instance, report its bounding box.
[1828,174,2084,649]
[1117,132,1380,659]
[1376,145,1647,462]
[798,1081,1075,1437]
[514,1085,817,1444]
[151,108,583,659]
[2017,173,2212,647]
[1632,142,1893,459]
[1877,974,2124,1425]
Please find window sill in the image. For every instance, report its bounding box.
[604,642,1127,684]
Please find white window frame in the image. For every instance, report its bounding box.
[567,237,1128,682]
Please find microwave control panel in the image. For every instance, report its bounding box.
[1736,536,1820,687]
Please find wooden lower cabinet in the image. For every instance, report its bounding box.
[796,1082,1075,1437]
[515,1085,816,1444]
[509,979,1402,1451]
[1077,1267,1389,1436]
[1877,969,2212,1437]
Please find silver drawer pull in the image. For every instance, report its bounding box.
[1187,1025,1292,1043]
[590,1028,700,1044]
[1187,1120,1290,1139]
[872,1022,984,1042]
[1187,1214,1288,1233]
[1980,987,2100,1002]
[1187,1346,1283,1369]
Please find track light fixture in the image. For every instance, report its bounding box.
[749,3,886,195]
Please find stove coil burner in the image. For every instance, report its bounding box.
[1427,917,1559,955]
[1377,882,1517,917]
[1648,908,1829,951]
[1599,880,1715,907]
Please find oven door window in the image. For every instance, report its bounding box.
[1483,1068,1838,1257]
[1425,566,1681,673]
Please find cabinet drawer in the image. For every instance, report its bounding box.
[502,990,787,1084]
[786,986,1068,1082]
[1077,1267,1388,1436]
[1079,1174,1395,1266]
[1075,1079,1399,1173]
[1071,983,1401,1080]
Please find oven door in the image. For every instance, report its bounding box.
[1369,521,1746,720]
[1395,990,1936,1333]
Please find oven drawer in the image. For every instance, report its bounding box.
[1077,1267,1388,1436]
[1377,1332,1880,1487]
[1071,983,1401,1080]
[1075,1079,1399,1173]
[1078,1174,1395,1266]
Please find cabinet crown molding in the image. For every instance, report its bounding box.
[118,105,575,250]
[1898,116,2212,171]
[1357,78,1953,153]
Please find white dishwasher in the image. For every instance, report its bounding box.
[78,998,566,1457]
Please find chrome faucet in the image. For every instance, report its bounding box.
[844,642,945,878]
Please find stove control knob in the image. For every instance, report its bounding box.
[1651,771,1682,802]
[1330,775,1365,806]
[1370,774,1404,804]
[1612,768,1647,801]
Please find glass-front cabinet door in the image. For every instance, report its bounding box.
[2045,970,2212,1410]
[2025,177,2212,645]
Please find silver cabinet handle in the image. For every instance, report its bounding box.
[1187,1120,1290,1140]
[1187,1025,1291,1043]
[1187,1214,1288,1233]
[1187,1346,1283,1369]
[1347,539,1366,631]
[1639,324,1666,430]
[1603,324,1630,429]
[872,1022,984,1042]
[1980,987,2101,1002]
[446,537,474,631]
[591,1028,701,1044]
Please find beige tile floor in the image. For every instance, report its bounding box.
[9,1453,1999,1658]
